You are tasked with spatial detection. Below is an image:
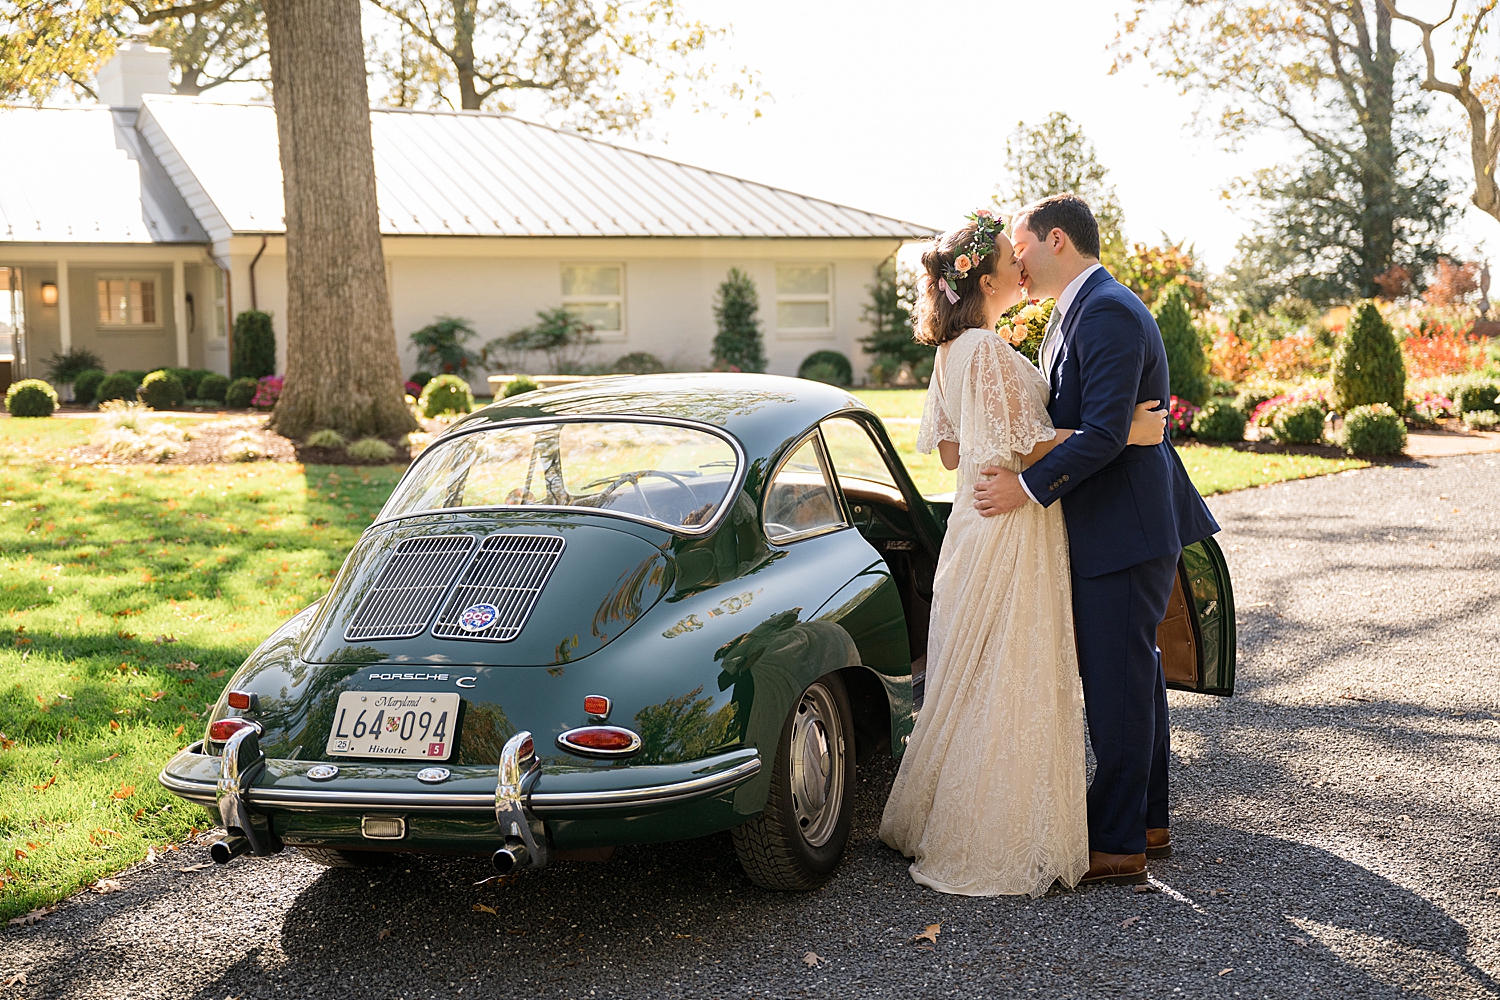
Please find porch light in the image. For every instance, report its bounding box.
[40,282,57,306]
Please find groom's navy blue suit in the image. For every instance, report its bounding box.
[1020,267,1218,857]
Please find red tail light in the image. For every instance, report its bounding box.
[557,726,641,757]
[518,736,535,760]
[209,718,260,742]
[226,691,256,710]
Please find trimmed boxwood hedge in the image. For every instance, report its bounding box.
[138,370,186,410]
[5,379,58,417]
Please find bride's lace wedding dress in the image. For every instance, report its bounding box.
[879,328,1089,897]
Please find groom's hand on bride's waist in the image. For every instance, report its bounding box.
[973,467,1032,516]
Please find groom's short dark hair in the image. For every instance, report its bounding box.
[1018,194,1101,260]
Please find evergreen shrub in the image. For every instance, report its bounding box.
[95,373,139,404]
[1330,301,1406,413]
[347,438,397,463]
[224,377,258,409]
[197,373,229,403]
[1271,400,1326,444]
[1341,403,1407,455]
[72,369,106,406]
[612,352,665,374]
[1154,285,1210,406]
[1234,386,1281,419]
[1190,401,1247,442]
[420,374,474,417]
[798,350,853,386]
[1454,379,1499,414]
[5,379,57,417]
[711,268,766,372]
[408,371,435,389]
[138,370,185,410]
[232,310,276,380]
[503,376,538,398]
[44,348,104,394]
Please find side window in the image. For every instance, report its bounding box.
[763,434,846,543]
[820,417,899,493]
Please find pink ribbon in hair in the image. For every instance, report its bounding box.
[937,277,959,304]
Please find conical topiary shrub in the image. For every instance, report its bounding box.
[1330,301,1406,414]
[1153,283,1210,406]
[232,310,276,380]
[711,268,766,373]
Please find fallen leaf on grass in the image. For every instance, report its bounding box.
[910,922,941,945]
[96,753,120,764]
[208,670,227,680]
[154,635,177,645]
[91,879,122,894]
[177,863,212,872]
[117,631,136,640]
[111,784,135,800]
[173,725,185,738]
[802,951,824,968]
[7,905,55,927]
[109,720,121,731]
[142,691,166,703]
[1120,916,1141,928]
[0,733,16,751]
[144,846,156,864]
[165,660,199,673]
[472,903,497,915]
[32,776,55,793]
[11,850,25,861]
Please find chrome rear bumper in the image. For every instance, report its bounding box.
[158,743,762,816]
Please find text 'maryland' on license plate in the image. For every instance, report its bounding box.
[326,691,461,760]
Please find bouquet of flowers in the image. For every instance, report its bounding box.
[1001,299,1054,365]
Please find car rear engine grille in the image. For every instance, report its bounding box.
[432,534,566,642]
[344,535,477,641]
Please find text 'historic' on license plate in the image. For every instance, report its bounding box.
[325,691,461,760]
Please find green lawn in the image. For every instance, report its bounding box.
[0,417,402,920]
[0,399,1364,920]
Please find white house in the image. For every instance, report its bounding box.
[0,42,935,393]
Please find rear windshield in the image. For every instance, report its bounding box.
[381,420,740,531]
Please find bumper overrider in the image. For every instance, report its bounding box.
[159,731,762,870]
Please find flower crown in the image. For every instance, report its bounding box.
[936,209,1006,304]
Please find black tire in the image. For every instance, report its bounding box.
[732,673,856,891]
[298,846,396,868]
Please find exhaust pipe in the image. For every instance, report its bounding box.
[491,843,527,874]
[210,834,251,865]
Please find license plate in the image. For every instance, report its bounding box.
[325,692,461,760]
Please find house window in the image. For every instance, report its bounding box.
[775,264,832,335]
[561,264,624,335]
[97,276,158,327]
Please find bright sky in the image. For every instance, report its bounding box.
[626,0,1492,271]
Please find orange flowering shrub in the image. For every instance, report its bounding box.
[1401,331,1490,378]
[1256,336,1326,381]
[1209,330,1256,383]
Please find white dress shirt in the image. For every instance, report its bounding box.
[1020,262,1104,504]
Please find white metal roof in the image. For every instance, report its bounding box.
[135,96,937,243]
[0,105,207,244]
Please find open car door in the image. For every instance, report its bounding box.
[1158,536,1237,696]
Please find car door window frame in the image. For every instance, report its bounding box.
[761,428,850,545]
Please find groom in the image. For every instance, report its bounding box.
[972,194,1219,886]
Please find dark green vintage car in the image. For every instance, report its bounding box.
[159,373,1235,890]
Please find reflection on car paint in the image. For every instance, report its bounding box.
[707,590,760,618]
[662,614,705,638]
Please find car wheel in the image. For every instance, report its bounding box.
[732,673,855,891]
[298,846,396,868]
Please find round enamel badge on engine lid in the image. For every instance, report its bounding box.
[416,767,451,783]
[307,764,339,781]
[457,602,500,632]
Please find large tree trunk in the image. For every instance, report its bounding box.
[262,0,416,440]
[1357,1,1398,297]
[454,0,481,110]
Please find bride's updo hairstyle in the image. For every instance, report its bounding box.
[914,219,1002,347]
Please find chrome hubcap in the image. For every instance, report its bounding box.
[788,682,844,848]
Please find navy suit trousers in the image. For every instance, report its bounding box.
[1072,550,1178,856]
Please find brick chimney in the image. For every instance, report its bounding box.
[96,37,173,108]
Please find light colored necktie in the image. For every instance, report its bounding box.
[1041,308,1064,383]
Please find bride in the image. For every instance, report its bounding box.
[879,211,1165,897]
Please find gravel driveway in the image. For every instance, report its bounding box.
[3,454,1497,1000]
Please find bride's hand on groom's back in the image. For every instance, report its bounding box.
[1128,400,1167,447]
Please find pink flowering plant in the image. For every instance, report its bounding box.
[1168,395,1200,437]
[1250,384,1331,428]
[251,375,283,410]
[1407,391,1455,426]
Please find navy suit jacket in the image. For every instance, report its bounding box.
[1019,269,1219,579]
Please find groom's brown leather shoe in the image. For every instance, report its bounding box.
[1146,828,1172,859]
[1079,851,1147,886]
